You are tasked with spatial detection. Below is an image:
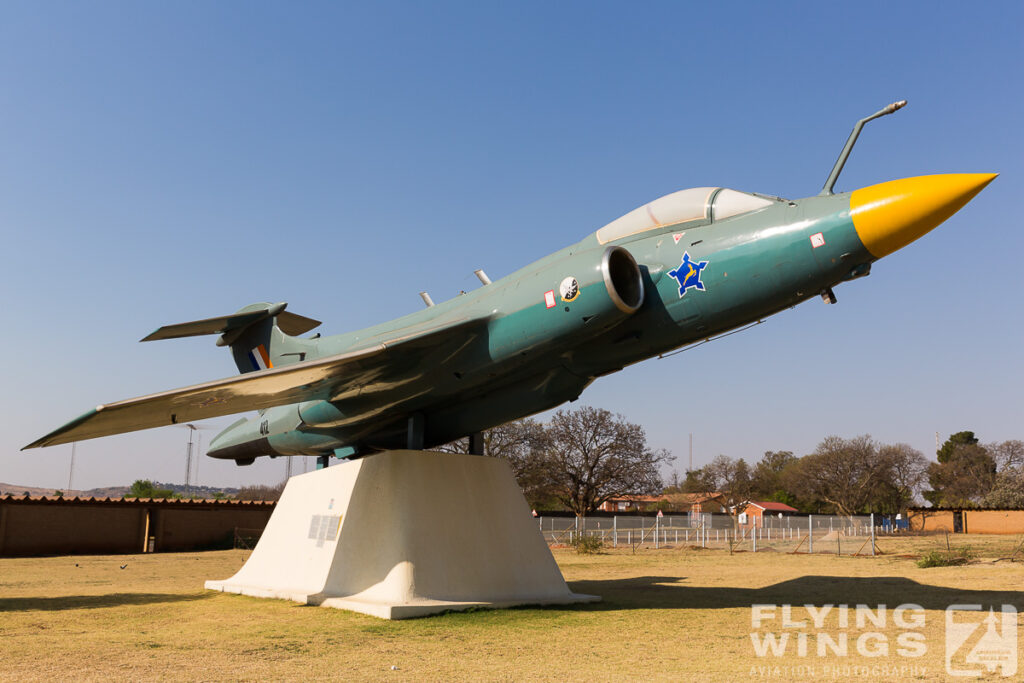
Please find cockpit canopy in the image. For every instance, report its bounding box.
[595,187,776,244]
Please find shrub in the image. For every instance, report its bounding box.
[916,546,975,568]
[572,533,604,554]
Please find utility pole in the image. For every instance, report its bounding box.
[688,433,693,473]
[194,433,201,492]
[184,427,195,497]
[67,442,76,494]
[176,423,213,498]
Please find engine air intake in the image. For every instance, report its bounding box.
[602,247,644,314]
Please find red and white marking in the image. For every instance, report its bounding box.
[810,232,825,248]
[672,233,683,244]
[544,290,556,308]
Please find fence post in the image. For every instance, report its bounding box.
[808,515,813,554]
[752,526,757,552]
[655,515,660,549]
[613,516,618,548]
[539,516,542,532]
[870,513,875,556]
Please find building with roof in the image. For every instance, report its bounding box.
[733,500,798,528]
[597,495,667,512]
[907,507,1024,535]
[663,492,728,515]
[597,492,728,514]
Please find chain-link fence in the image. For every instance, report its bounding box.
[537,513,902,556]
[233,527,264,550]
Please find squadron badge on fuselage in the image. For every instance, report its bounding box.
[559,276,580,302]
[668,252,708,297]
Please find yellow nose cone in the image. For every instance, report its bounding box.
[850,173,997,258]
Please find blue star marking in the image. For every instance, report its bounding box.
[668,252,709,297]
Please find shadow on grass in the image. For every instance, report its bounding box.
[0,592,213,612]
[566,576,1024,612]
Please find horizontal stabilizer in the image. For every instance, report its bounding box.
[140,303,321,342]
[276,311,322,336]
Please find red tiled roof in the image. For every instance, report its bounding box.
[666,492,723,504]
[604,495,667,503]
[748,501,798,512]
[0,494,276,507]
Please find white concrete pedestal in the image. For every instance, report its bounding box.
[205,450,598,619]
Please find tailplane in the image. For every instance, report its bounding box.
[141,302,321,374]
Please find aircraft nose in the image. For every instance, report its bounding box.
[850,173,997,258]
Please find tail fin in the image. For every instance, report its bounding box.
[141,302,321,374]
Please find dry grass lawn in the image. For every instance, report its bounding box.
[1,534,1021,681]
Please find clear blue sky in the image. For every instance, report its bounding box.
[2,2,1021,491]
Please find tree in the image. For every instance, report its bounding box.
[540,406,671,516]
[126,480,175,499]
[700,454,755,541]
[924,444,996,507]
[987,440,1024,472]
[924,433,997,507]
[985,470,1024,508]
[678,468,716,493]
[937,431,979,464]
[704,455,754,506]
[236,483,285,501]
[439,418,559,508]
[983,440,1024,508]
[751,450,798,500]
[793,435,892,517]
[874,443,929,513]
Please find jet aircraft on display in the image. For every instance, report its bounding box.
[26,102,996,466]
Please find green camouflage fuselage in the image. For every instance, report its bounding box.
[208,190,868,461]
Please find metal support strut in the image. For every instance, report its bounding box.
[407,413,425,450]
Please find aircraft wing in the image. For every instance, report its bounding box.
[23,316,488,449]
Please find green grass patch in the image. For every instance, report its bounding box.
[1,538,1022,680]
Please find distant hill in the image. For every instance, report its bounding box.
[149,481,240,499]
[0,482,72,497]
[0,481,239,499]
